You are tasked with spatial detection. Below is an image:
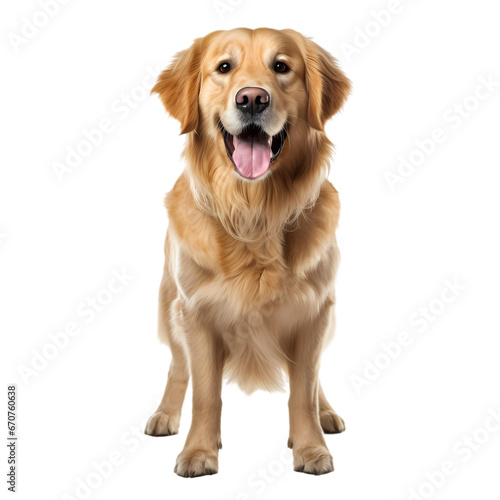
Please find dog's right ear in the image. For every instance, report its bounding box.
[152,39,202,135]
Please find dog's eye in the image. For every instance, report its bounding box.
[218,62,231,73]
[274,61,289,73]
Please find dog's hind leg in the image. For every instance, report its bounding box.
[318,382,345,434]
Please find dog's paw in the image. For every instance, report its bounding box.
[144,411,180,436]
[320,410,346,434]
[293,446,334,475]
[174,448,218,477]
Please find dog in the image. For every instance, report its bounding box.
[145,28,351,477]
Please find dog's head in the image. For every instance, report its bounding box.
[153,28,350,181]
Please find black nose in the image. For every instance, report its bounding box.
[235,87,270,115]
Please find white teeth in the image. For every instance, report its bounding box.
[268,136,272,146]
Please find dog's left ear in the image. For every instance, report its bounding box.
[304,39,351,131]
[152,39,202,134]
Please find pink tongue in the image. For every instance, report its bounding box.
[232,134,271,179]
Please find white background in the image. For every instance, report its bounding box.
[2,0,500,499]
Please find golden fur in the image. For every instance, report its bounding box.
[145,28,351,477]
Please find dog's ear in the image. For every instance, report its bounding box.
[304,39,351,131]
[152,39,202,134]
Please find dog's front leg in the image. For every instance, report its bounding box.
[174,311,225,477]
[287,309,334,475]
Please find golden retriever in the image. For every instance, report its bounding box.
[145,28,351,477]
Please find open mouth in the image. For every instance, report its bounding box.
[220,123,287,179]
